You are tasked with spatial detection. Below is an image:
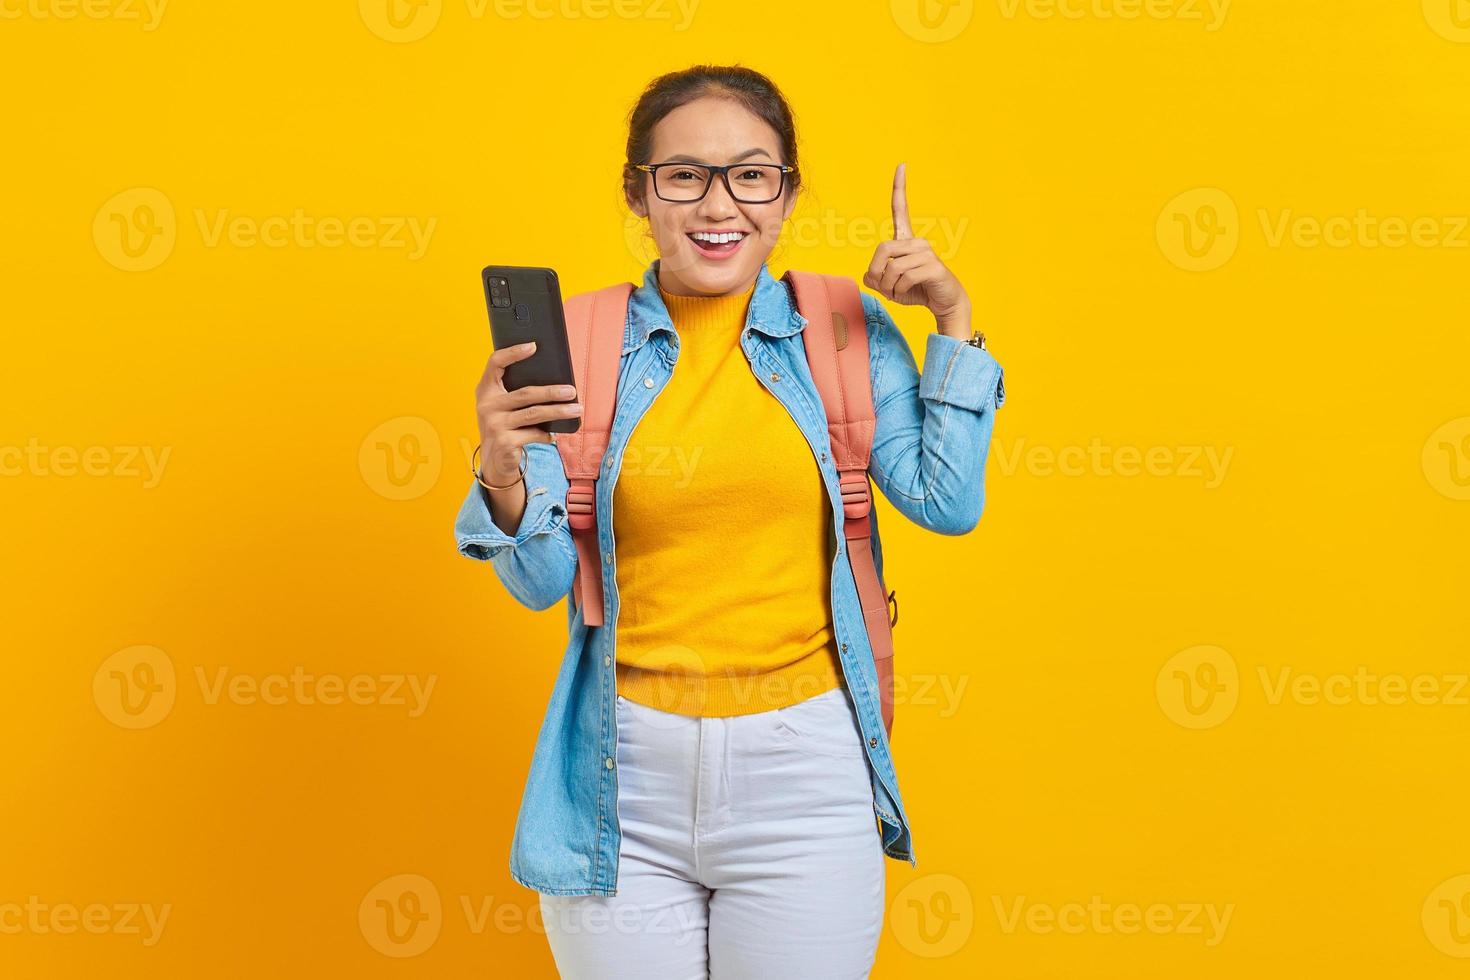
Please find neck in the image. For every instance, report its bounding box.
[656,266,758,298]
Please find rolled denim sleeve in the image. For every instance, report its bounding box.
[918,332,1007,414]
[865,293,1005,535]
[454,441,578,611]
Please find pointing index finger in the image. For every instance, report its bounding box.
[891,162,913,240]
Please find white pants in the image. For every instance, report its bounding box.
[539,685,886,979]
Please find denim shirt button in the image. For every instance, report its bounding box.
[643,377,654,388]
[769,372,781,382]
[869,737,878,747]
[605,757,615,769]
[603,654,611,667]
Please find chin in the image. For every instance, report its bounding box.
[661,244,762,295]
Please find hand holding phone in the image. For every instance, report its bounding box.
[482,265,580,434]
[474,341,583,488]
[475,266,583,488]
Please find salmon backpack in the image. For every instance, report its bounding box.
[555,271,898,737]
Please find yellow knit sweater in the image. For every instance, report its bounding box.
[612,282,844,716]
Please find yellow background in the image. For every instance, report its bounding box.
[3,0,1469,976]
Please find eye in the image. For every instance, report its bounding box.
[668,168,704,182]
[735,168,767,182]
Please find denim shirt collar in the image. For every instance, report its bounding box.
[623,259,807,354]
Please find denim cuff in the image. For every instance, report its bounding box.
[454,441,569,561]
[918,332,1006,412]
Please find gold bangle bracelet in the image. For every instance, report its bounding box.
[472,444,527,492]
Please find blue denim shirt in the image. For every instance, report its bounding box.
[455,260,1005,896]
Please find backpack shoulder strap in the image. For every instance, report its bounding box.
[782,269,896,738]
[557,281,634,627]
[782,270,876,469]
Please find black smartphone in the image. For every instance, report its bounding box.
[481,264,580,434]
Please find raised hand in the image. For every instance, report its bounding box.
[862,163,971,334]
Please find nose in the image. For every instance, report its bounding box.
[696,173,740,221]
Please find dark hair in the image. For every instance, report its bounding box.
[622,64,802,209]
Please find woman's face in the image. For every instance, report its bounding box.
[628,95,797,297]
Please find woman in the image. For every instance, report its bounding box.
[456,64,1005,979]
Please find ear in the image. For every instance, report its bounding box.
[780,186,797,223]
[627,189,648,219]
[625,169,650,219]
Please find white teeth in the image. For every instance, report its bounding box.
[692,231,745,244]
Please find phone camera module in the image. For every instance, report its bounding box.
[489,276,512,309]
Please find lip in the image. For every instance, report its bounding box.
[685,231,749,262]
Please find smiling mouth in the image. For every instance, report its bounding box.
[686,231,748,259]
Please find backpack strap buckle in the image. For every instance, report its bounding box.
[566,480,596,530]
[839,470,873,525]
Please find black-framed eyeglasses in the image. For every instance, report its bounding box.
[633,162,796,204]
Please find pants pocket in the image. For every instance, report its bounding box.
[774,687,867,761]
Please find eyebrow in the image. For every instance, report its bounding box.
[662,148,778,164]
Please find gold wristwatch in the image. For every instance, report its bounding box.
[965,329,987,351]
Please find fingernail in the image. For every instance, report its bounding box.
[523,341,537,350]
[560,386,576,397]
